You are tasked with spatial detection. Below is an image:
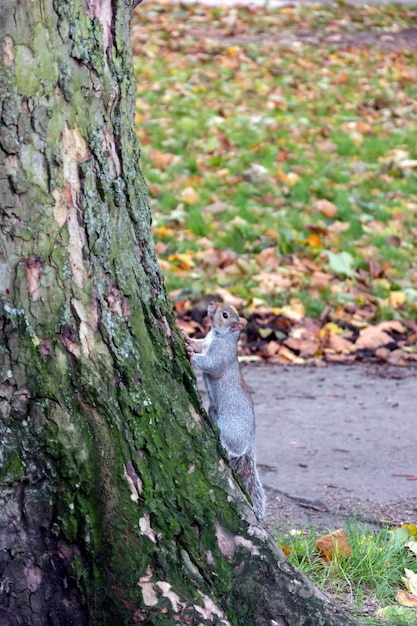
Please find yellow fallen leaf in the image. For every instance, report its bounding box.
[286,172,300,185]
[155,226,174,238]
[402,568,417,597]
[258,328,274,339]
[168,253,195,271]
[388,291,406,308]
[227,45,239,57]
[238,355,261,363]
[280,301,305,322]
[405,524,417,539]
[181,186,199,205]
[322,322,344,335]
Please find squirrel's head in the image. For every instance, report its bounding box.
[208,301,247,335]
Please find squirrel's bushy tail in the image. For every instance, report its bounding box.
[230,453,266,519]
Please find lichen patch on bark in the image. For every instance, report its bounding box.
[61,124,91,288]
[214,520,236,559]
[123,462,143,502]
[139,514,158,544]
[155,581,182,612]
[101,125,121,179]
[71,298,99,358]
[52,189,67,228]
[24,254,43,301]
[84,0,114,53]
[235,535,260,556]
[194,593,231,625]
[2,35,15,68]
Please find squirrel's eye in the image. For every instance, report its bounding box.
[222,312,228,319]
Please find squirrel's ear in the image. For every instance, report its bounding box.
[231,318,247,332]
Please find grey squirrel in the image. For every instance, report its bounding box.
[184,301,266,519]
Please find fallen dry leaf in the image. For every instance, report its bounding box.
[283,337,319,358]
[281,545,292,557]
[314,199,338,219]
[354,326,393,350]
[376,320,406,334]
[389,291,406,309]
[316,529,352,562]
[310,271,332,290]
[181,186,200,205]
[277,344,303,363]
[396,590,417,608]
[326,333,354,354]
[402,568,417,597]
[213,288,245,309]
[264,340,281,357]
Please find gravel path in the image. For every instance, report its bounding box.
[198,363,417,531]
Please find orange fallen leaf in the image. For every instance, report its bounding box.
[264,340,281,357]
[314,199,338,219]
[316,529,352,563]
[326,333,354,354]
[307,233,324,248]
[168,253,195,271]
[396,590,417,607]
[147,148,178,170]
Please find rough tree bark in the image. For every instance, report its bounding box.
[0,1,360,625]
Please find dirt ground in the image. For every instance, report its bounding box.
[198,363,417,532]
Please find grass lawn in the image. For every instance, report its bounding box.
[276,522,417,625]
[131,1,417,328]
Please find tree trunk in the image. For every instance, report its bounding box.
[0,1,359,624]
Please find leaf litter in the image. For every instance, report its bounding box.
[132,2,417,365]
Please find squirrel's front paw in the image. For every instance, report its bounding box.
[187,344,197,359]
[182,336,195,359]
